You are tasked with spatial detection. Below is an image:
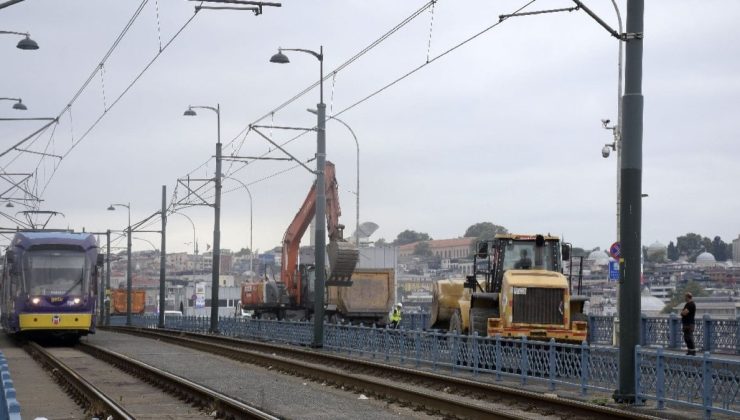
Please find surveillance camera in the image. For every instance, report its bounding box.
[601,118,610,125]
[602,145,611,158]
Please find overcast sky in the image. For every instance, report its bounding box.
[2,0,739,255]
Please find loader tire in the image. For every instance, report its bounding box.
[470,306,499,338]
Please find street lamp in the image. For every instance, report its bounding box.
[0,31,39,50]
[0,97,27,110]
[271,45,327,347]
[172,212,198,255]
[183,103,221,333]
[107,202,132,326]
[307,108,360,248]
[224,176,254,273]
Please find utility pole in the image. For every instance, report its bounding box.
[211,104,222,333]
[158,185,167,328]
[615,0,644,404]
[106,230,111,326]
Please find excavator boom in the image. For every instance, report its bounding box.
[281,161,359,305]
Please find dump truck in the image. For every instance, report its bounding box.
[240,161,360,320]
[428,233,588,343]
[110,288,146,315]
[326,268,395,325]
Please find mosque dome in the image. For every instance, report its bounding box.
[647,241,666,257]
[641,295,666,314]
[696,252,716,265]
[588,250,609,265]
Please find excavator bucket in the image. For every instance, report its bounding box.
[327,240,359,286]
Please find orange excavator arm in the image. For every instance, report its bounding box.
[281,162,357,306]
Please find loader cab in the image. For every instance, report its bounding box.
[472,234,566,294]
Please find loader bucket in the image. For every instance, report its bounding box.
[327,240,359,286]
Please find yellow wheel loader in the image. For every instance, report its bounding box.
[428,234,588,343]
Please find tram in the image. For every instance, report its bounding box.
[1,231,103,339]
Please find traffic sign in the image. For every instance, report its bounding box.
[608,260,619,281]
[609,241,621,259]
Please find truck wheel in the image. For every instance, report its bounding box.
[470,306,499,337]
[449,309,462,335]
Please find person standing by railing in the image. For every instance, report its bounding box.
[681,292,696,355]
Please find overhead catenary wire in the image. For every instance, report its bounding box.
[176,0,540,209]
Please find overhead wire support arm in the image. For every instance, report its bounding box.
[188,0,281,15]
[571,0,642,41]
[250,125,316,174]
[0,118,58,159]
[176,177,213,207]
[499,5,580,21]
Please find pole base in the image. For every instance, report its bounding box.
[612,390,636,404]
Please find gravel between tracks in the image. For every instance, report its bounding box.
[0,334,85,420]
[85,330,431,419]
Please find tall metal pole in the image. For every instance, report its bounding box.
[105,229,111,326]
[615,0,644,403]
[99,233,105,325]
[613,0,624,242]
[313,45,326,348]
[126,204,132,326]
[158,185,167,328]
[210,104,222,333]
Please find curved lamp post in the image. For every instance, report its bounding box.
[107,202,132,326]
[224,176,253,273]
[183,104,221,333]
[271,45,327,348]
[0,31,39,50]
[171,211,198,255]
[0,97,27,110]
[307,108,359,248]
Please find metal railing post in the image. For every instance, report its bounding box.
[701,351,712,419]
[495,334,502,381]
[580,340,589,396]
[703,314,712,353]
[669,313,680,350]
[548,338,556,391]
[520,336,528,385]
[655,347,665,410]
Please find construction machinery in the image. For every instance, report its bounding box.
[428,233,588,343]
[241,161,360,320]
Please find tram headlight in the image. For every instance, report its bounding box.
[31,297,41,305]
[73,298,81,304]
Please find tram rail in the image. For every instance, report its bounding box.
[109,326,662,420]
[23,340,279,420]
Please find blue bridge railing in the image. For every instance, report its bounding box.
[126,314,740,419]
[0,351,21,420]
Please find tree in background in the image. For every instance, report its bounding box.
[661,281,707,314]
[464,222,508,255]
[374,238,388,247]
[414,241,433,257]
[463,222,508,239]
[667,241,679,261]
[677,233,706,262]
[711,236,729,261]
[235,247,252,257]
[392,230,431,246]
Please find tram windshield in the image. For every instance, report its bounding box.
[23,250,89,296]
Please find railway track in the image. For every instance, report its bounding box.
[109,327,663,420]
[23,340,279,420]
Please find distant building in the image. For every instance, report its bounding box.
[399,238,474,259]
[733,234,740,263]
